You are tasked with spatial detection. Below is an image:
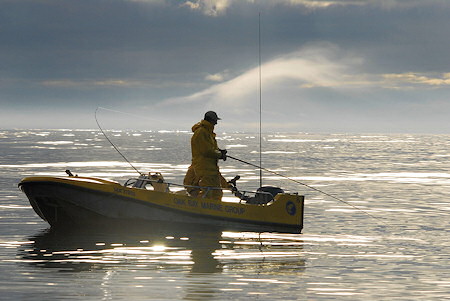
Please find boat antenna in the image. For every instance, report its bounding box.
[95,107,142,175]
[228,154,386,224]
[258,12,263,188]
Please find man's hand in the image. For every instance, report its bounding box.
[219,149,227,161]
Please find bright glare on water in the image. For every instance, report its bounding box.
[1,129,450,300]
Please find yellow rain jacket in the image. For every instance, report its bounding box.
[184,120,229,199]
[190,120,222,173]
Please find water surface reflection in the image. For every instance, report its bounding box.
[19,223,223,274]
[17,224,306,300]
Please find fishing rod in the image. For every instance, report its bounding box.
[95,107,142,175]
[228,154,386,224]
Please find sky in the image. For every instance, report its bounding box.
[1,0,450,133]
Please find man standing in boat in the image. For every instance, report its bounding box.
[184,111,230,200]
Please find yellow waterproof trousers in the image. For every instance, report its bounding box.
[183,165,229,200]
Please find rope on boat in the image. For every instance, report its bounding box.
[228,155,387,224]
[95,107,142,175]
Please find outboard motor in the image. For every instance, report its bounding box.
[228,176,284,205]
[248,186,284,205]
[257,186,284,198]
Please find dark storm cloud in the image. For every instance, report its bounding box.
[0,0,265,109]
[1,0,448,79]
[1,0,450,132]
[1,0,262,77]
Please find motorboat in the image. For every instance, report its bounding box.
[19,171,304,233]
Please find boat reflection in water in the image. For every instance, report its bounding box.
[18,222,223,274]
[18,222,305,299]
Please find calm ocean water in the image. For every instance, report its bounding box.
[1,129,449,300]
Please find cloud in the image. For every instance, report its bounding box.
[205,70,230,82]
[156,41,450,132]
[162,43,360,108]
[286,0,358,8]
[2,0,450,132]
[179,0,352,16]
[41,79,148,88]
[382,72,450,88]
[178,0,434,16]
[127,0,166,3]
[181,0,233,16]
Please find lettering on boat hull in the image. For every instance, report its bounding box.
[113,187,136,197]
[172,197,245,215]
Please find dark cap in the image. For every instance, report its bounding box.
[204,111,221,121]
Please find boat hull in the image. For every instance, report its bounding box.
[19,176,304,233]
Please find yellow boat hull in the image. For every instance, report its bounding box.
[19,176,304,233]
